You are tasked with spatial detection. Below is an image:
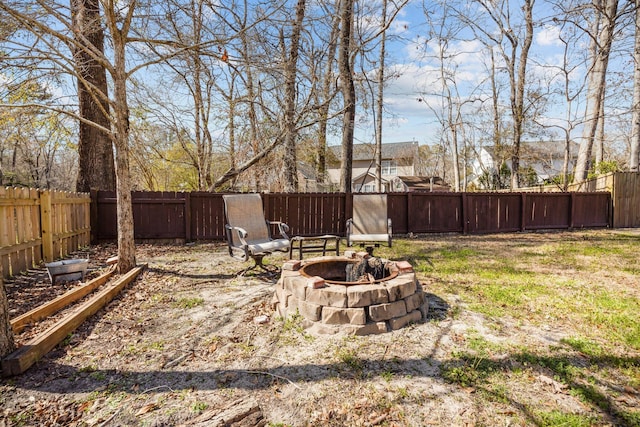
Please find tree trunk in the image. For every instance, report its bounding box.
[595,92,605,165]
[282,0,307,193]
[631,0,640,172]
[106,6,136,273]
[339,0,355,193]
[0,276,16,358]
[574,0,619,182]
[316,11,341,185]
[375,0,387,192]
[511,0,534,190]
[72,0,115,193]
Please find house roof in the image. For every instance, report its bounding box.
[395,176,451,191]
[328,141,419,162]
[481,141,580,161]
[352,171,389,183]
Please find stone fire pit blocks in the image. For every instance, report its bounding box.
[272,255,428,335]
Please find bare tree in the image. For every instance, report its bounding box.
[573,0,621,182]
[374,0,388,193]
[339,0,355,193]
[282,0,307,192]
[72,0,115,193]
[0,0,220,271]
[312,1,341,186]
[458,0,535,189]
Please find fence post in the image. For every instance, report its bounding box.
[520,193,526,231]
[184,192,191,242]
[90,190,99,244]
[462,193,468,234]
[40,190,54,262]
[569,192,575,230]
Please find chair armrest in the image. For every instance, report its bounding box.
[267,220,290,240]
[225,224,249,246]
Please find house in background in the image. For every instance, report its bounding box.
[327,141,419,192]
[391,176,451,192]
[471,141,580,188]
[297,161,335,192]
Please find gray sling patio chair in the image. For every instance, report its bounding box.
[223,194,290,274]
[346,194,392,254]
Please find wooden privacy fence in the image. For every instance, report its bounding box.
[0,188,90,280]
[93,191,611,242]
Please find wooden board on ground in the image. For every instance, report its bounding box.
[1,264,146,377]
[10,267,116,334]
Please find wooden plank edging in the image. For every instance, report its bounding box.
[10,267,116,334]
[1,264,146,377]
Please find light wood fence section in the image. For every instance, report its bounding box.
[610,173,640,228]
[569,172,640,228]
[0,188,90,280]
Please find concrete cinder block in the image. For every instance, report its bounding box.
[321,306,366,325]
[404,291,425,313]
[369,300,407,322]
[347,284,389,307]
[306,284,347,308]
[283,275,307,300]
[388,310,422,330]
[385,276,417,302]
[282,260,302,271]
[298,299,322,322]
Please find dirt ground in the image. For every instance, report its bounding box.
[1,234,638,426]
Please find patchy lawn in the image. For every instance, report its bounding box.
[1,229,639,426]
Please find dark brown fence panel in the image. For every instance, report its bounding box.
[465,193,522,234]
[95,191,117,240]
[388,194,408,234]
[96,191,186,240]
[572,192,611,228]
[93,190,613,242]
[408,193,464,233]
[189,192,225,240]
[524,193,571,230]
[133,192,186,239]
[264,193,345,237]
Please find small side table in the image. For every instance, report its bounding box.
[289,235,340,260]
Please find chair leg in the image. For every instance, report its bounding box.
[238,254,279,277]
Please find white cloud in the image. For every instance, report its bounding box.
[536,24,563,47]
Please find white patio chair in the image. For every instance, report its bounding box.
[223,194,290,274]
[346,194,392,254]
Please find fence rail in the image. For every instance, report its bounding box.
[93,190,611,242]
[0,188,90,279]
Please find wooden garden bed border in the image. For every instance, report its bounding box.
[2,264,146,377]
[10,267,116,334]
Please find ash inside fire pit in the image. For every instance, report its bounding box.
[346,257,387,282]
[299,257,396,285]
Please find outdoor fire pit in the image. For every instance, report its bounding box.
[272,252,428,335]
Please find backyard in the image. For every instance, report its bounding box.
[1,229,639,426]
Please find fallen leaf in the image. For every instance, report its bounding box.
[136,403,158,416]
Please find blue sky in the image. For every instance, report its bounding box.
[348,0,598,148]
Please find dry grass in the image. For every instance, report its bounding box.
[1,229,639,426]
